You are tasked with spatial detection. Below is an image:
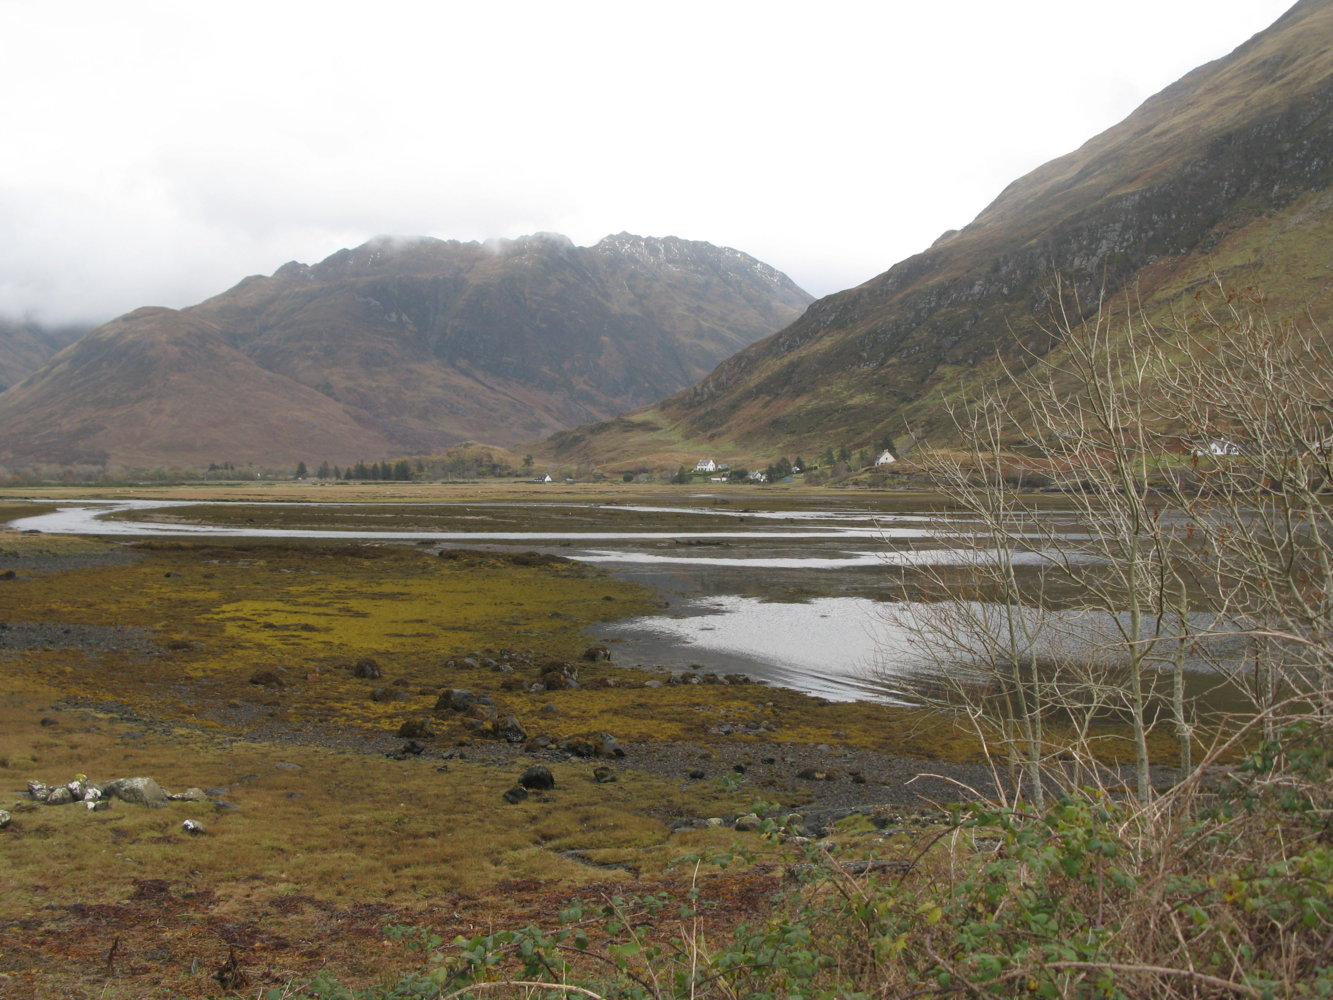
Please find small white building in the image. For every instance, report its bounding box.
[748,470,768,483]
[694,459,718,473]
[1191,440,1241,457]
[875,449,897,466]
[534,473,553,483]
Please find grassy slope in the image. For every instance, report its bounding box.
[539,0,1333,470]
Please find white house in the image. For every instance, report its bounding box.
[1191,439,1241,457]
[875,449,897,466]
[534,473,553,483]
[694,459,717,473]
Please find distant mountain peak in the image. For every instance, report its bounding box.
[0,230,812,467]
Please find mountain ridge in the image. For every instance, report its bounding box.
[543,0,1333,470]
[0,233,811,468]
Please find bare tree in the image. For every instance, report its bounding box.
[887,284,1330,802]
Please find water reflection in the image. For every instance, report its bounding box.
[4,497,1160,704]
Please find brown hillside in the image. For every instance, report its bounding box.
[545,0,1333,470]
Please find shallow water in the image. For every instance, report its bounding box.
[5,497,1191,704]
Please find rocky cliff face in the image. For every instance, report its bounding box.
[0,233,811,467]
[547,0,1333,465]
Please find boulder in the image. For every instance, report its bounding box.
[397,718,436,739]
[248,670,284,688]
[103,777,170,808]
[539,661,578,690]
[593,766,617,783]
[169,788,209,802]
[492,716,527,744]
[591,733,624,758]
[581,645,611,662]
[467,702,497,722]
[502,786,529,804]
[45,786,73,806]
[0,809,11,827]
[435,688,481,713]
[518,765,555,791]
[182,819,207,834]
[353,657,382,679]
[734,813,762,832]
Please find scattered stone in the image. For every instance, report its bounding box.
[581,645,611,661]
[386,740,426,760]
[39,716,58,727]
[734,813,763,832]
[492,715,527,744]
[467,702,497,722]
[591,732,624,758]
[397,718,436,739]
[248,670,283,688]
[352,657,382,679]
[0,810,10,828]
[370,686,408,702]
[0,569,16,580]
[561,737,595,757]
[540,662,579,690]
[46,786,74,806]
[688,768,706,780]
[538,703,559,717]
[797,768,834,781]
[169,788,209,802]
[274,762,302,771]
[435,688,481,713]
[518,765,555,791]
[593,766,617,783]
[182,819,207,835]
[502,785,529,804]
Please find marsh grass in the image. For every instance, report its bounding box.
[0,528,974,997]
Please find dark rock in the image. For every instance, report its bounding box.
[561,737,596,758]
[397,718,436,739]
[492,715,527,744]
[591,732,624,758]
[0,569,16,581]
[467,702,498,722]
[581,645,611,661]
[519,765,555,790]
[248,670,283,688]
[386,740,426,760]
[353,657,382,679]
[688,768,706,780]
[435,688,481,713]
[371,686,409,702]
[593,766,617,783]
[503,786,529,804]
[39,717,58,727]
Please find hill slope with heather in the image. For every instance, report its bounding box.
[544,0,1333,470]
[0,233,811,468]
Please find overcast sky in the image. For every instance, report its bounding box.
[0,0,1298,325]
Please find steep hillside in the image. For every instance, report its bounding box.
[545,0,1333,470]
[0,234,810,468]
[0,318,87,392]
